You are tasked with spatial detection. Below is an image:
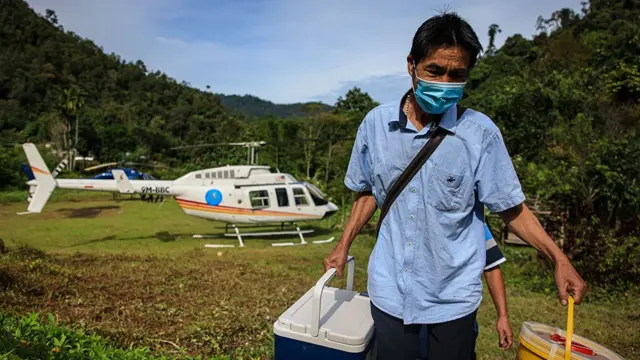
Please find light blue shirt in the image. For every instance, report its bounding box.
[345,91,525,324]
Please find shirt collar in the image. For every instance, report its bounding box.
[393,88,460,135]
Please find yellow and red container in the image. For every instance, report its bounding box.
[516,321,625,360]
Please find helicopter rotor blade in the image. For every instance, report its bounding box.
[170,141,268,150]
[123,161,167,168]
[170,143,236,150]
[84,162,118,172]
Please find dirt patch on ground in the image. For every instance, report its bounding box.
[0,246,315,359]
[55,205,122,219]
[32,205,123,220]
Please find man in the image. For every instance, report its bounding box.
[418,223,512,360]
[322,11,586,360]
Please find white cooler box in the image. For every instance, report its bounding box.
[273,256,376,360]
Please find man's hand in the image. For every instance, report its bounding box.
[496,316,513,351]
[554,256,587,305]
[323,243,349,277]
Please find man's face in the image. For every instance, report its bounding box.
[407,45,470,88]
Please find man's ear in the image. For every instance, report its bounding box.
[407,55,414,76]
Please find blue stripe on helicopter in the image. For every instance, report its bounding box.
[21,163,35,181]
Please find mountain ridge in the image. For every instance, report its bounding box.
[214,93,333,119]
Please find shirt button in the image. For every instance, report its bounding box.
[411,188,416,193]
[410,215,414,220]
[408,242,412,246]
[404,268,408,272]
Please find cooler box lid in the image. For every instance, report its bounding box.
[273,256,374,353]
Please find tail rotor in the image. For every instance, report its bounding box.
[19,143,58,214]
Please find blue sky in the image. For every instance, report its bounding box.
[26,0,583,105]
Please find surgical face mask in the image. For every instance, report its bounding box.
[412,65,466,114]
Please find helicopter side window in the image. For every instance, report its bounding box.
[293,188,309,206]
[275,188,289,207]
[230,170,235,178]
[205,172,210,179]
[249,190,270,208]
[224,170,229,178]
[218,171,223,178]
[212,172,217,179]
[195,173,202,179]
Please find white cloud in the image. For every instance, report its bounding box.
[25,0,584,104]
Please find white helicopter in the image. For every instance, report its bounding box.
[19,142,339,248]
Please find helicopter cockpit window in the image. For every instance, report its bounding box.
[249,190,270,208]
[293,188,309,206]
[195,173,202,179]
[304,182,329,206]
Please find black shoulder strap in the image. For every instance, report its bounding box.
[375,105,466,237]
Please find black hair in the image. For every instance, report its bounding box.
[410,11,483,69]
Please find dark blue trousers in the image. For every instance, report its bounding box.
[370,302,477,360]
[418,318,478,359]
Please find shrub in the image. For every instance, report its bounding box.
[0,312,211,360]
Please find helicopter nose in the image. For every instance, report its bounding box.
[322,202,339,219]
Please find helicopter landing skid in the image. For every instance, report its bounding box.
[198,224,335,248]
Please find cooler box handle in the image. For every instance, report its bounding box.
[310,255,355,337]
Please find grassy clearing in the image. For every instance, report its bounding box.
[0,195,638,359]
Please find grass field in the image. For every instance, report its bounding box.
[0,192,638,359]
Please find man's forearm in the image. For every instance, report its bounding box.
[498,203,567,265]
[337,191,378,249]
[484,268,508,318]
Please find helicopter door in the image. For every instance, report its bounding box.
[275,188,290,208]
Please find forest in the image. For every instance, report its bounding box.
[0,0,638,291]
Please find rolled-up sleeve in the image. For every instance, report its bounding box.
[344,120,373,192]
[475,129,525,213]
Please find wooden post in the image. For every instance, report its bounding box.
[560,210,567,252]
[341,195,346,228]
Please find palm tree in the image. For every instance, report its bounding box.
[61,87,86,168]
[487,24,501,56]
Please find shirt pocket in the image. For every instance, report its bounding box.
[424,163,469,212]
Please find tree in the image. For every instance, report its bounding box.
[487,24,501,56]
[536,8,580,33]
[44,9,57,25]
[300,103,326,179]
[59,87,86,168]
[333,87,379,118]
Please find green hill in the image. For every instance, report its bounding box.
[0,0,326,164]
[216,94,332,119]
[0,0,243,161]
